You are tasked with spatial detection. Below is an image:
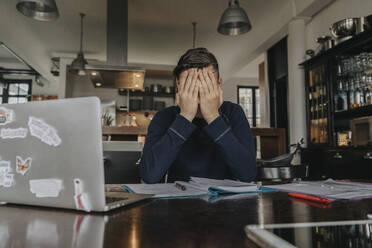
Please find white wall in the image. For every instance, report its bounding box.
[305,0,372,51]
[222,77,258,104]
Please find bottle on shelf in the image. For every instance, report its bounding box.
[334,80,348,111]
[348,81,355,109]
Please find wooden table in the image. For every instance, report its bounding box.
[2,192,372,247]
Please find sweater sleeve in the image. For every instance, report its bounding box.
[140,111,196,183]
[202,104,257,182]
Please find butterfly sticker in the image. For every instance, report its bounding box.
[16,156,32,175]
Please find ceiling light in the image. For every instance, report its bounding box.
[135,74,141,78]
[135,84,139,88]
[95,82,102,87]
[91,72,98,76]
[70,13,88,76]
[16,0,59,21]
[217,0,252,36]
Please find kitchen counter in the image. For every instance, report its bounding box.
[102,126,148,135]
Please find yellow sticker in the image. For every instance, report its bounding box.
[0,107,14,126]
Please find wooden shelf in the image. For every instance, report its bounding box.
[102,126,148,135]
[334,105,372,120]
[118,89,175,98]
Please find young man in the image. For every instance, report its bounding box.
[140,48,257,183]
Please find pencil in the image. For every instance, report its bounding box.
[175,183,186,191]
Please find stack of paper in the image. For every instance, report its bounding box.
[263,179,372,200]
[122,177,258,199]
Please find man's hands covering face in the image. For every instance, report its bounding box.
[177,67,223,123]
[178,69,199,122]
[198,68,222,124]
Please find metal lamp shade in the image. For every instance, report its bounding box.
[70,52,88,76]
[16,0,59,21]
[218,1,252,36]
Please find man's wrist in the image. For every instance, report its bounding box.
[180,112,194,122]
[205,113,220,124]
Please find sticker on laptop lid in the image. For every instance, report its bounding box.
[0,161,14,188]
[16,156,31,175]
[0,128,28,139]
[0,107,14,126]
[28,117,61,147]
[29,179,63,198]
[73,178,91,212]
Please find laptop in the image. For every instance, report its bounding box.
[0,97,151,212]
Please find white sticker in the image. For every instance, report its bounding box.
[28,117,62,147]
[16,156,32,175]
[0,107,14,126]
[0,128,28,139]
[29,179,63,198]
[0,161,14,187]
[73,178,91,211]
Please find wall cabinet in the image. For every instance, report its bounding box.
[301,30,372,179]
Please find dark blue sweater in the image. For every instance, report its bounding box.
[140,101,257,183]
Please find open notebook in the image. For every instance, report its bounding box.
[122,177,259,199]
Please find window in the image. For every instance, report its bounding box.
[0,79,32,104]
[237,86,260,127]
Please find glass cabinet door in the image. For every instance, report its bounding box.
[308,64,329,145]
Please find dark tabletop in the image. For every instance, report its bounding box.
[2,192,372,248]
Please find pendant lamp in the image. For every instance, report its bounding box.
[70,13,88,76]
[217,0,252,36]
[16,0,59,21]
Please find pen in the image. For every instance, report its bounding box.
[175,183,186,191]
[290,197,332,209]
[288,192,331,204]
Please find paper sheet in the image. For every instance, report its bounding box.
[265,179,372,200]
[123,183,209,198]
[189,177,258,192]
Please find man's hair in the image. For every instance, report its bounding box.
[173,47,219,80]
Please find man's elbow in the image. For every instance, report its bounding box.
[238,157,257,182]
[141,176,160,184]
[140,169,161,184]
[139,164,163,184]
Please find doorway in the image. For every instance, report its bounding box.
[268,37,289,151]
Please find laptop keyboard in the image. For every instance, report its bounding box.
[105,196,129,204]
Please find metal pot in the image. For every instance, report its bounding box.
[316,36,334,53]
[330,17,365,42]
[256,164,309,181]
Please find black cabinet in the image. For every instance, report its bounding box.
[324,150,353,179]
[302,148,372,180]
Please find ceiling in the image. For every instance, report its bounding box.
[0,0,330,83]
